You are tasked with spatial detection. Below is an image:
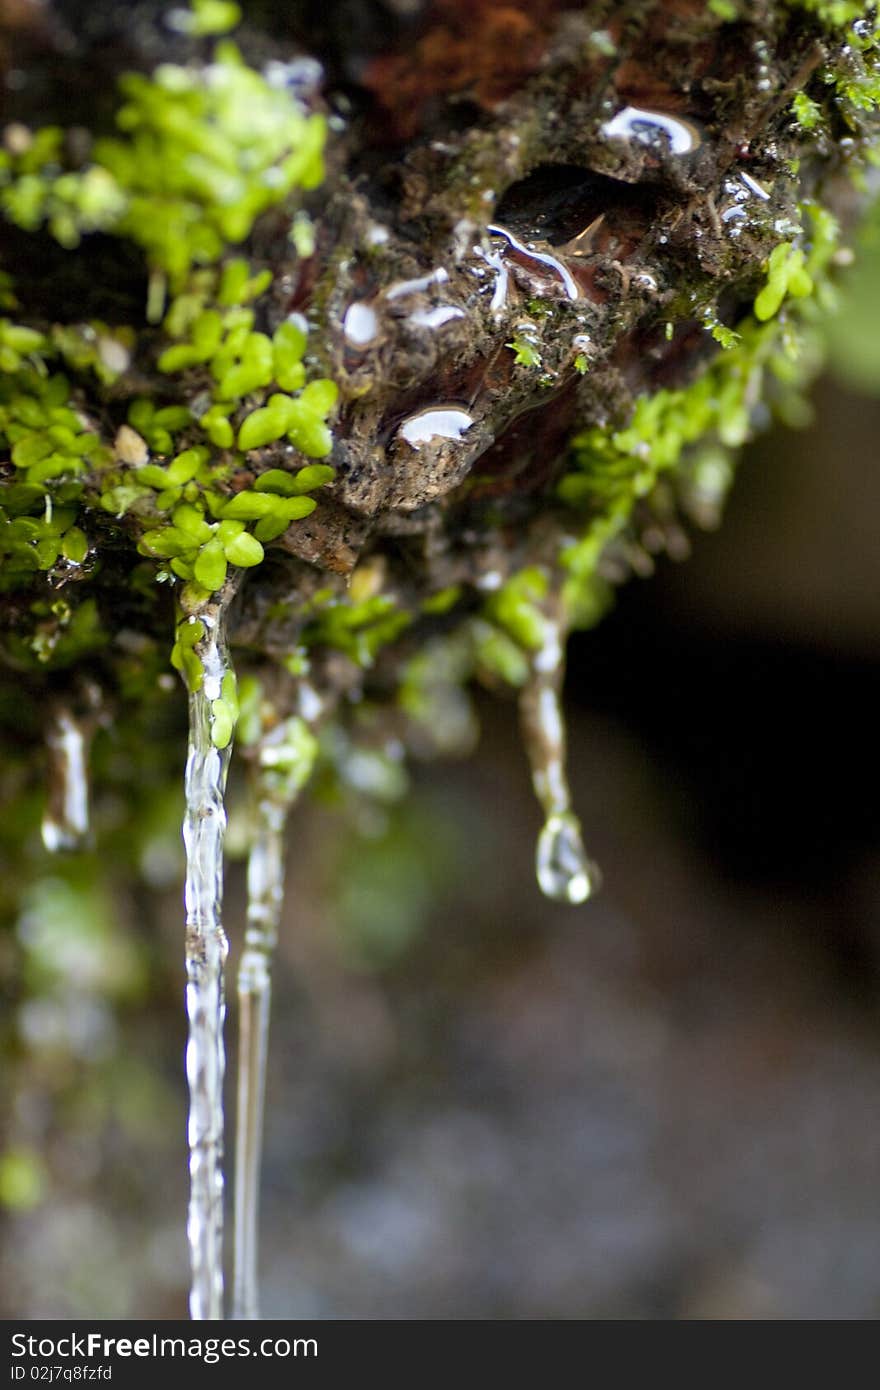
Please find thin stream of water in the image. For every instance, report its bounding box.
[182,604,235,1321]
[519,613,600,903]
[233,705,320,1321]
[233,793,284,1321]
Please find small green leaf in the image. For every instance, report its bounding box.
[223,530,264,566]
[11,434,53,468]
[182,647,204,692]
[202,414,234,448]
[220,671,239,717]
[166,449,206,485]
[172,503,213,541]
[237,396,296,451]
[176,618,205,649]
[136,464,173,489]
[219,491,279,520]
[157,344,203,373]
[278,495,317,521]
[287,418,333,457]
[253,514,291,542]
[210,699,235,749]
[293,463,335,492]
[61,527,89,563]
[140,526,188,558]
[193,539,228,591]
[298,379,338,415]
[253,468,298,495]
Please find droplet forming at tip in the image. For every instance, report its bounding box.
[536,812,600,904]
[518,607,602,905]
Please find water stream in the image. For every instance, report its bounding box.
[519,614,600,903]
[233,701,319,1321]
[182,603,235,1321]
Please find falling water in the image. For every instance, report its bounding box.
[182,603,235,1321]
[233,702,319,1321]
[42,706,91,853]
[519,614,600,903]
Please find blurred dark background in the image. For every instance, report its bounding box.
[3,238,880,1321]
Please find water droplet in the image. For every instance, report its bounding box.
[233,707,320,1321]
[42,708,91,853]
[600,105,702,156]
[536,812,599,904]
[475,569,503,591]
[365,223,390,246]
[343,301,380,347]
[398,406,474,449]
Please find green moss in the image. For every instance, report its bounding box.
[302,593,412,667]
[506,333,542,369]
[754,243,813,320]
[787,0,873,25]
[485,567,550,652]
[554,203,840,634]
[173,0,242,37]
[0,7,340,679]
[792,91,823,130]
[0,38,326,288]
[421,585,463,616]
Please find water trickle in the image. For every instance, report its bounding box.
[42,707,91,853]
[409,304,465,330]
[385,267,449,300]
[471,244,510,313]
[519,614,600,904]
[487,224,580,301]
[738,171,770,201]
[398,406,474,449]
[182,602,235,1321]
[600,105,702,156]
[233,702,319,1322]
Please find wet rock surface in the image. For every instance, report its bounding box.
[0,0,859,669]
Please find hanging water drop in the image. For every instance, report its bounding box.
[519,610,600,903]
[233,697,319,1322]
[181,601,236,1321]
[536,812,593,904]
[42,705,92,853]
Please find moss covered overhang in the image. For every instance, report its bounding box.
[0,0,878,764]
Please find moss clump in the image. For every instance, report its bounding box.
[551,204,840,632]
[0,5,338,688]
[0,41,326,288]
